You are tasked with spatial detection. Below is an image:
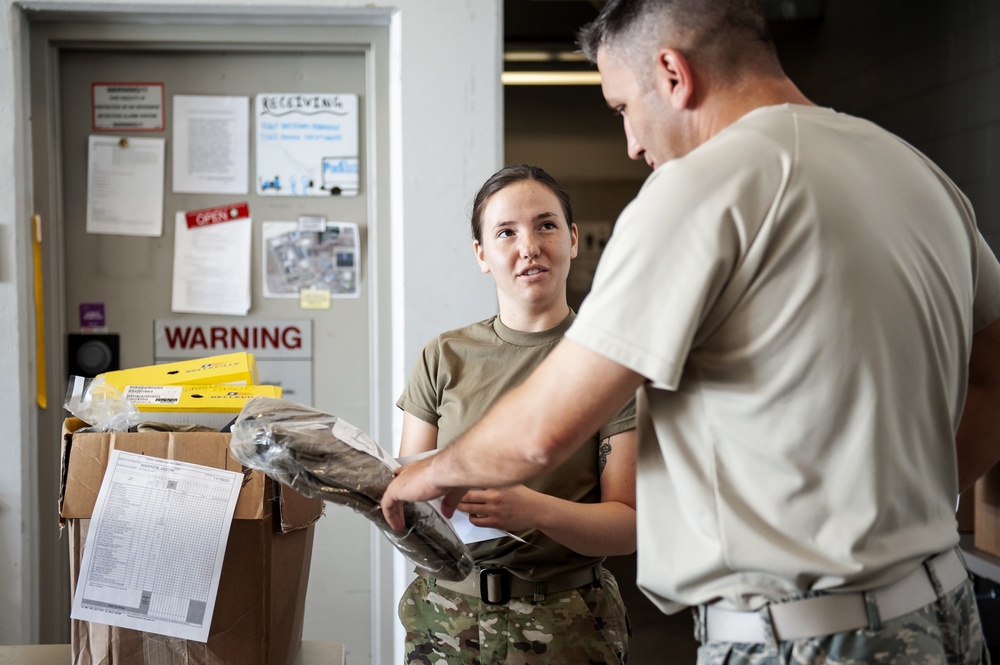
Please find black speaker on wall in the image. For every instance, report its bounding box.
[67,333,120,378]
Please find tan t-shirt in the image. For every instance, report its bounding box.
[398,312,636,580]
[567,104,1000,612]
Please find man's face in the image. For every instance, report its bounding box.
[597,46,686,170]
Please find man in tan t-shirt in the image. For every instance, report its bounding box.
[383,1,1000,663]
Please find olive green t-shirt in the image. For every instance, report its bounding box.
[397,312,636,581]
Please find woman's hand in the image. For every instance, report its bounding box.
[457,485,543,532]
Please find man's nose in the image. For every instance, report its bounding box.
[627,138,646,162]
[624,117,645,162]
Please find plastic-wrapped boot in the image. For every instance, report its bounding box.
[229,396,473,581]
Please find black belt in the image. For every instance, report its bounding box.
[417,564,602,605]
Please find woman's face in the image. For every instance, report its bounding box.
[474,180,578,315]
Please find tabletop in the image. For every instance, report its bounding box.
[0,640,346,665]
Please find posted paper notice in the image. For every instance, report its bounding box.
[172,209,252,316]
[70,450,242,642]
[173,95,249,194]
[86,135,165,236]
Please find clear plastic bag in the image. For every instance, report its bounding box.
[229,396,473,582]
[63,375,141,432]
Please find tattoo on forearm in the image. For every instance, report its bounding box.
[598,438,612,475]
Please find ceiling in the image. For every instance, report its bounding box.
[504,0,603,48]
[503,0,826,70]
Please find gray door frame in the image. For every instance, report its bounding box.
[27,10,396,661]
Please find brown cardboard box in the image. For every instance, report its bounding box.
[975,463,1000,557]
[59,418,324,665]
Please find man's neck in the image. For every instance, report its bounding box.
[698,75,815,143]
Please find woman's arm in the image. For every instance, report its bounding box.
[399,411,439,458]
[382,341,645,531]
[457,428,637,557]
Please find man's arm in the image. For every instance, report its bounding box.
[957,317,1000,492]
[381,338,645,530]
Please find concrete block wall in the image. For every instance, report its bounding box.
[508,2,1000,254]
[778,0,1000,250]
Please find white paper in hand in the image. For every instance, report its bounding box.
[396,449,525,545]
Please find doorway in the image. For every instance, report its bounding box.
[29,18,394,662]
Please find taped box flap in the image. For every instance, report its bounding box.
[60,419,264,521]
[277,485,324,532]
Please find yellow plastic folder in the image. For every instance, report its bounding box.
[99,352,259,390]
[121,383,282,428]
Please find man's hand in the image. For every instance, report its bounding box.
[381,456,466,531]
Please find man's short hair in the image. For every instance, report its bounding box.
[578,0,780,81]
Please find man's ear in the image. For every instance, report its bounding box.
[655,47,694,110]
[473,240,491,274]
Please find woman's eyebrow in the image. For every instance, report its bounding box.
[490,212,558,230]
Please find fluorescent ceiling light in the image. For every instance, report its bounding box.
[501,71,602,86]
[504,50,588,63]
[504,51,554,62]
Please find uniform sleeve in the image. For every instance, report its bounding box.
[599,393,637,441]
[566,165,749,390]
[973,231,1000,333]
[396,339,442,426]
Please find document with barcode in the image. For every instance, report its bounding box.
[71,449,242,642]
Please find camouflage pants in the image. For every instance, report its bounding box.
[695,577,989,665]
[398,567,631,664]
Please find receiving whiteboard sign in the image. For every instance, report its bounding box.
[255,93,359,197]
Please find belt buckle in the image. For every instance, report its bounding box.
[479,567,511,605]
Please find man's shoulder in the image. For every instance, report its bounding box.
[634,113,796,208]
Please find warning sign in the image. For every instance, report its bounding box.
[154,318,314,405]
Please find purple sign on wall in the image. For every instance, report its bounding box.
[80,303,106,331]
